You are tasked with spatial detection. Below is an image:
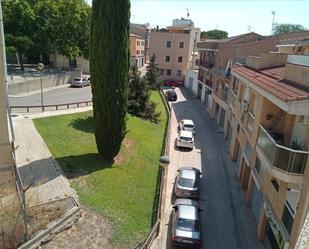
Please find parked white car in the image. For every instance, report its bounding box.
[71,77,90,87]
[176,130,194,149]
[178,119,195,134]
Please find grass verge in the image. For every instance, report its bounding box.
[34,91,167,248]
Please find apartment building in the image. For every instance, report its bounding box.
[130,33,145,68]
[130,23,151,63]
[228,50,309,249]
[186,31,309,134]
[149,19,200,81]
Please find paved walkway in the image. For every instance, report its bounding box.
[12,107,84,242]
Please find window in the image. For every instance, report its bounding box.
[165,56,170,62]
[167,69,171,76]
[137,41,140,45]
[141,41,144,46]
[177,70,182,76]
[141,50,144,54]
[136,50,140,55]
[271,178,280,192]
[232,77,238,95]
[160,69,164,75]
[166,41,171,48]
[178,56,183,63]
[179,42,184,48]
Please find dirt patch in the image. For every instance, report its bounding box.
[39,207,116,249]
[114,138,135,164]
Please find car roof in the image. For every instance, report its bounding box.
[180,168,197,180]
[178,204,198,220]
[182,119,194,125]
[179,130,193,137]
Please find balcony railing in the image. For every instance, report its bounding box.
[197,59,215,69]
[228,92,236,108]
[211,67,231,79]
[257,125,308,174]
[215,88,228,102]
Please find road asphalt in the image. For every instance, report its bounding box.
[159,87,271,249]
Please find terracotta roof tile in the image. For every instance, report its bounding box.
[232,66,309,102]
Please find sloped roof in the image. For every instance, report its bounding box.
[232,66,309,102]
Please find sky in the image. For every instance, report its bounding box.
[86,0,309,37]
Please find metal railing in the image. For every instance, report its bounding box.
[10,100,93,113]
[215,88,228,102]
[228,92,237,108]
[137,89,171,249]
[257,125,308,174]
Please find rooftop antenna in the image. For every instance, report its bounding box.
[247,25,251,32]
[271,11,275,35]
[186,8,190,19]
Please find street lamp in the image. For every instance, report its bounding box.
[37,63,44,110]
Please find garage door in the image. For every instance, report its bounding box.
[251,182,263,223]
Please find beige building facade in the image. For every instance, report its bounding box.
[130,33,145,69]
[227,51,309,249]
[149,21,200,81]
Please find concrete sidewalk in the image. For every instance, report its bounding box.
[13,108,83,245]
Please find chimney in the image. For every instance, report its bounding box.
[246,52,287,70]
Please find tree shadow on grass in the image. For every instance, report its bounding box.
[69,116,94,133]
[56,153,114,179]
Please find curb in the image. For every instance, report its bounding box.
[9,84,71,98]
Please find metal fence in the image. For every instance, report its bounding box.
[10,100,93,113]
[137,89,171,249]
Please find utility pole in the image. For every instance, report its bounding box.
[271,11,276,35]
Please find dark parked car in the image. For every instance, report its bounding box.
[171,199,202,247]
[165,90,177,101]
[174,167,201,199]
[163,80,184,87]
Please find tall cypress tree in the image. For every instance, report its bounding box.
[90,0,130,160]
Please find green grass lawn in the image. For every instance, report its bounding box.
[34,91,167,248]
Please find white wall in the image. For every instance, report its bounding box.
[291,116,308,146]
[185,69,198,95]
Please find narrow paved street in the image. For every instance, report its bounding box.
[161,87,271,249]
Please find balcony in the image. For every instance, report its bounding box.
[197,60,214,69]
[211,67,231,79]
[215,88,228,102]
[228,92,236,109]
[256,125,308,182]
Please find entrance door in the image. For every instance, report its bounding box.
[204,91,209,107]
[265,222,281,249]
[251,183,263,223]
[226,121,232,147]
[197,83,202,100]
[219,108,226,127]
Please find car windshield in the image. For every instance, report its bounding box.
[177,218,199,232]
[179,178,195,188]
[180,136,192,141]
[74,78,82,81]
[184,124,194,128]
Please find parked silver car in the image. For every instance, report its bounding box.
[71,77,90,87]
[172,199,202,247]
[178,119,195,134]
[175,167,201,199]
[176,130,194,149]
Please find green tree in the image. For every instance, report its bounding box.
[3,0,91,68]
[3,0,35,70]
[273,23,305,35]
[90,0,130,160]
[145,54,159,90]
[128,65,160,122]
[201,29,228,39]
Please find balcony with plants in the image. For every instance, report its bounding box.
[256,109,308,182]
